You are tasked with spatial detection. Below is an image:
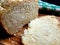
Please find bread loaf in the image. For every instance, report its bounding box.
[1,15,60,45]
[1,0,38,35]
[22,15,60,45]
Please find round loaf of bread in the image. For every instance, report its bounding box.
[1,0,38,35]
[22,15,60,45]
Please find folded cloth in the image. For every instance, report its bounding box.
[38,0,60,11]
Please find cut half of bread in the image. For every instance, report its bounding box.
[1,0,38,35]
[22,15,60,45]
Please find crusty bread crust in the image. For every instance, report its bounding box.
[0,36,23,45]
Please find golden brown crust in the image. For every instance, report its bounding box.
[0,36,24,45]
[0,5,7,17]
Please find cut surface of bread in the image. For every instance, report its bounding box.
[22,15,60,45]
[1,0,38,35]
